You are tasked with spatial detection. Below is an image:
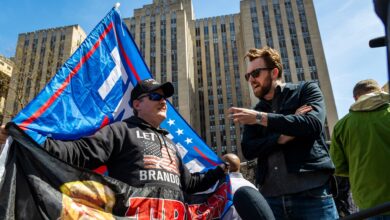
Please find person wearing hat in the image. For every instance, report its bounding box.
[0,79,228,216]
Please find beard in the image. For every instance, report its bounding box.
[253,74,272,98]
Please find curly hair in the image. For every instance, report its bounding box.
[244,47,283,79]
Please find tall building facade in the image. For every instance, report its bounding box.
[124,0,197,124]
[0,55,14,124]
[3,25,86,123]
[192,15,249,158]
[3,0,338,160]
[124,0,338,158]
[240,0,338,140]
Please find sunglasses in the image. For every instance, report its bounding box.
[244,67,274,81]
[137,92,166,101]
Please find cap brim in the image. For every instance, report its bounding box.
[153,82,174,98]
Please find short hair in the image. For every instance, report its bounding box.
[244,47,283,79]
[353,79,381,99]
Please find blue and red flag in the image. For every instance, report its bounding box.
[0,6,232,219]
[11,7,221,174]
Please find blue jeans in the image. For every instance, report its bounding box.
[265,184,339,220]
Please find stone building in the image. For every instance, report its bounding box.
[4,0,338,161]
[124,0,338,158]
[3,25,86,123]
[0,55,14,124]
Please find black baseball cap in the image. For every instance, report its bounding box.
[130,79,174,105]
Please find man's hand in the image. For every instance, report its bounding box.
[218,162,230,174]
[277,105,312,144]
[277,135,295,144]
[228,107,260,125]
[295,104,312,115]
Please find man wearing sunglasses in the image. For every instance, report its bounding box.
[0,78,228,217]
[229,47,338,219]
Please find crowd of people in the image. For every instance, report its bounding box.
[0,46,389,220]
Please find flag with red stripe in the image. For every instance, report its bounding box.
[10,6,221,172]
[12,8,145,144]
[3,6,232,219]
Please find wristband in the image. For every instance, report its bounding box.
[256,112,262,124]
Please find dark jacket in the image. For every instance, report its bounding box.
[44,116,224,195]
[241,81,334,185]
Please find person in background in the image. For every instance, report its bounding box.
[222,153,273,220]
[222,153,257,194]
[331,79,390,219]
[229,47,338,219]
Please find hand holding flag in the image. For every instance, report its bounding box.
[0,5,232,219]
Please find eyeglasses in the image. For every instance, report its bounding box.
[137,92,166,101]
[244,67,274,81]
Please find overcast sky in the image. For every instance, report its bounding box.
[0,0,387,118]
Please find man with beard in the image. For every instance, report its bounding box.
[229,47,338,219]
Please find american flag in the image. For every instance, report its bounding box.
[5,4,222,174]
[142,136,179,174]
[161,116,222,174]
[0,7,232,218]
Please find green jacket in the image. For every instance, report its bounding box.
[331,92,390,209]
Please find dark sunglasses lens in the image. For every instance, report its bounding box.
[245,69,260,81]
[149,93,164,101]
[252,69,261,78]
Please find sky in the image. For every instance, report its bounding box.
[0,0,388,118]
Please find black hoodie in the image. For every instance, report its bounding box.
[44,116,224,197]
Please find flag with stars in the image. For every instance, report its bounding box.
[0,5,231,219]
[0,8,232,219]
[7,5,221,174]
[161,111,221,173]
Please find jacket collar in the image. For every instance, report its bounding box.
[277,82,287,93]
[259,82,287,102]
[350,91,390,112]
[124,116,169,135]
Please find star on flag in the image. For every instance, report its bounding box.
[184,138,192,145]
[167,119,175,126]
[176,128,184,136]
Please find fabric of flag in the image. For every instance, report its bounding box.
[10,6,221,174]
[12,7,143,144]
[0,6,232,219]
[1,123,229,219]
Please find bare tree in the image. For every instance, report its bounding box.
[0,70,31,125]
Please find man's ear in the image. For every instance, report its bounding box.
[271,68,279,80]
[133,99,141,111]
